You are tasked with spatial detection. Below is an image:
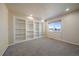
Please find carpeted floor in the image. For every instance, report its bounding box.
[3,38,79,56]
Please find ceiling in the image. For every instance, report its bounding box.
[6,3,79,20]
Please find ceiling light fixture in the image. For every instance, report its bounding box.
[27,14,33,20]
[41,20,44,22]
[27,16,33,20]
[65,8,70,11]
[30,14,32,17]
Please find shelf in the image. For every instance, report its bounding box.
[27,23,33,25]
[14,17,26,42]
[16,19,25,22]
[27,36,33,38]
[16,28,25,30]
[16,22,25,24]
[16,33,25,35]
[27,30,33,31]
[35,31,39,32]
[26,20,44,40]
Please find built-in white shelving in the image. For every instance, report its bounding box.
[13,16,44,45]
[34,21,40,38]
[39,22,44,37]
[26,20,34,40]
[14,17,26,43]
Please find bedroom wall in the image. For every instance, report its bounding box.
[46,10,79,45]
[0,4,8,55]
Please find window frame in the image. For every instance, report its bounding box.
[48,20,61,32]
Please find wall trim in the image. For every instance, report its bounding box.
[8,37,43,46]
[1,45,8,56]
[46,9,79,21]
[48,37,79,46]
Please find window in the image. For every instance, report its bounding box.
[48,20,61,31]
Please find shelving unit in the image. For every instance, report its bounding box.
[26,20,34,40]
[13,16,44,45]
[39,22,44,37]
[14,17,26,43]
[34,22,40,38]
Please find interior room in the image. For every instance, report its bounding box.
[0,3,79,56]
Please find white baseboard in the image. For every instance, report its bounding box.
[48,37,79,46]
[9,37,43,46]
[0,45,8,56]
[60,39,79,46]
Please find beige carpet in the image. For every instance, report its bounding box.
[3,38,79,56]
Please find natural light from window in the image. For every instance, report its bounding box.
[48,20,61,31]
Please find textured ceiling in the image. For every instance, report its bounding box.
[6,3,79,20]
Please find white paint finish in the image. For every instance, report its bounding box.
[0,4,8,55]
[13,16,26,43]
[46,11,79,45]
[6,3,79,45]
[8,11,26,45]
[8,12,14,44]
[62,11,79,45]
[47,32,62,40]
[8,11,45,45]
[6,3,79,20]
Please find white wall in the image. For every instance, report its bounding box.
[0,4,8,55]
[62,11,79,45]
[46,11,79,45]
